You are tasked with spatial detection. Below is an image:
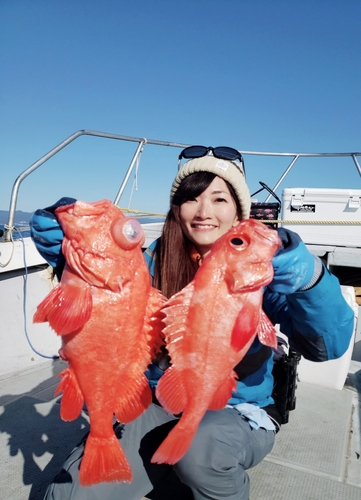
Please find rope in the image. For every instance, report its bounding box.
[0,224,15,267]
[117,209,361,225]
[127,153,140,209]
[118,207,167,217]
[16,228,59,359]
[261,219,361,225]
[0,227,59,358]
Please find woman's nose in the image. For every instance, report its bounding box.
[196,201,211,218]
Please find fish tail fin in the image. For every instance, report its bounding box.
[80,432,132,486]
[258,310,277,350]
[151,416,196,465]
[115,373,152,424]
[55,367,84,421]
[151,367,194,464]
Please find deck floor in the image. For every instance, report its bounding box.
[1,359,360,500]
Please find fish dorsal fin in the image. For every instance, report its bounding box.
[34,280,92,336]
[145,287,167,358]
[258,310,277,350]
[161,282,194,359]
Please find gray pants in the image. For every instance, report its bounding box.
[43,404,275,500]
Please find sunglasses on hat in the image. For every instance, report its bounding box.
[178,145,245,174]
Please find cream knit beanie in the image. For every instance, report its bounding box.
[170,155,251,220]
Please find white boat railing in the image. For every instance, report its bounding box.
[2,129,361,242]
[1,130,188,242]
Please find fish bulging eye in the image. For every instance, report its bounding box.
[111,218,145,250]
[230,237,244,247]
[123,219,142,240]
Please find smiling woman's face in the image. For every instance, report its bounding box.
[179,176,240,258]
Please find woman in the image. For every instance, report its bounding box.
[30,146,354,500]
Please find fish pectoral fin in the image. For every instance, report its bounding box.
[33,286,61,324]
[231,304,260,352]
[208,374,236,410]
[155,366,187,415]
[34,281,92,335]
[258,310,277,349]
[55,368,84,421]
[115,373,152,424]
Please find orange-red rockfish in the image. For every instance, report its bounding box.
[33,200,165,485]
[151,219,281,465]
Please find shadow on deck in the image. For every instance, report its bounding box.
[1,359,360,500]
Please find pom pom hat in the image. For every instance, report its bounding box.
[170,155,251,220]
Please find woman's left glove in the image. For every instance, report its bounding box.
[30,197,76,268]
[268,227,323,294]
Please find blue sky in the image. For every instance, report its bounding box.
[1,0,361,214]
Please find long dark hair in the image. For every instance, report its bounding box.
[152,172,242,298]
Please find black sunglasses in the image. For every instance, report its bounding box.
[178,145,245,174]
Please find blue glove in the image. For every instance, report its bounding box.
[269,228,322,294]
[30,197,76,268]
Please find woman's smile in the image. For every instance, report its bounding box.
[179,176,240,258]
[191,223,218,229]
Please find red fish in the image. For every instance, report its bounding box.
[33,200,165,485]
[151,219,281,465]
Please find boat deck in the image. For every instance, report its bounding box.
[1,359,360,500]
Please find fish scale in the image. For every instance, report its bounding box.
[152,219,281,465]
[33,199,166,486]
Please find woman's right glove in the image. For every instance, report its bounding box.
[29,197,76,268]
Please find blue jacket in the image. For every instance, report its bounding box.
[144,240,355,409]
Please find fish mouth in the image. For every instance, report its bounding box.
[244,220,281,245]
[230,264,274,292]
[238,282,268,293]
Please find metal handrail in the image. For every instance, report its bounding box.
[2,130,188,241]
[2,129,361,241]
[260,152,361,203]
